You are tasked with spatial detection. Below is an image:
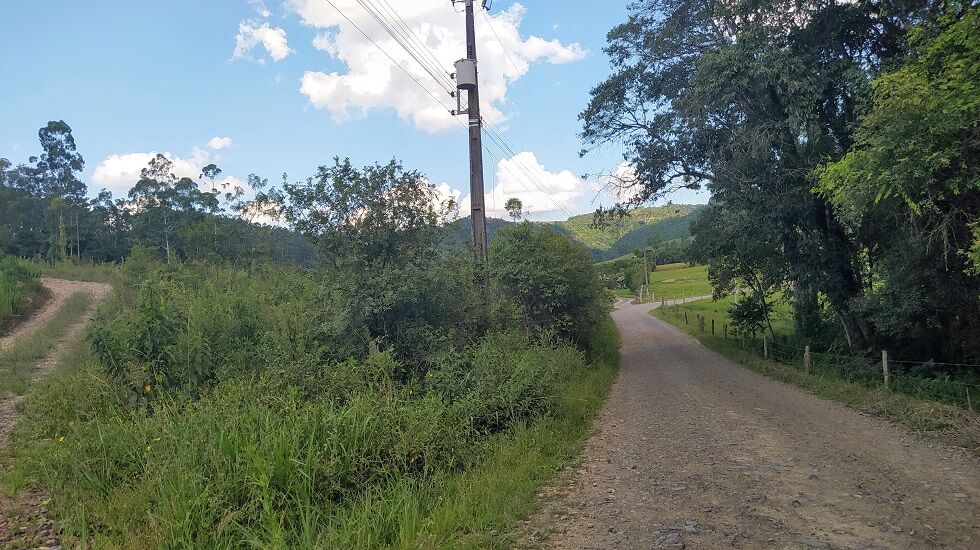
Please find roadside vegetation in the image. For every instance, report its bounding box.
[0,253,41,326]
[583,3,979,380]
[1,158,618,548]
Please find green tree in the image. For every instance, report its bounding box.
[816,6,980,360]
[692,204,785,339]
[504,197,524,222]
[275,158,470,359]
[490,224,610,346]
[580,0,934,350]
[128,154,210,262]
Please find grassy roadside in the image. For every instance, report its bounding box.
[0,292,91,396]
[653,302,980,453]
[31,260,120,285]
[0,255,41,326]
[2,306,620,548]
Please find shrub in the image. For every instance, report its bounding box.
[0,252,41,323]
[490,224,612,350]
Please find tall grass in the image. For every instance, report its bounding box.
[0,254,42,324]
[3,265,620,548]
[0,291,91,396]
[31,259,121,285]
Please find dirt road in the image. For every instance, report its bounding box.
[526,299,979,549]
[0,278,111,446]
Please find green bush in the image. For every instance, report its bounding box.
[490,224,612,350]
[0,252,41,323]
[15,318,602,547]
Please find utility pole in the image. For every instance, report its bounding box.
[452,0,489,265]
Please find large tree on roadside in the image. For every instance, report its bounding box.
[580,0,935,350]
[817,5,980,360]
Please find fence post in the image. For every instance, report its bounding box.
[724,324,728,340]
[804,345,811,375]
[684,311,689,325]
[763,335,769,359]
[882,350,890,389]
[711,318,715,335]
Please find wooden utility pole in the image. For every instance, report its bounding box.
[453,0,489,266]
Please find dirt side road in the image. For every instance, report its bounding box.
[0,278,111,446]
[525,300,979,549]
[0,278,110,548]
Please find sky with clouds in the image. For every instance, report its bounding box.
[0,0,708,221]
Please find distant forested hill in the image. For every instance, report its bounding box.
[444,204,704,261]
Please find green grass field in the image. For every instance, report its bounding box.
[649,264,713,301]
[654,294,795,337]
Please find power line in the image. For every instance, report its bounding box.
[322,0,454,114]
[480,8,584,176]
[481,120,575,217]
[322,0,574,219]
[355,0,456,92]
[373,0,455,89]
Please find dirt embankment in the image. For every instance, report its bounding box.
[522,300,979,549]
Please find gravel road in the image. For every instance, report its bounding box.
[524,299,979,549]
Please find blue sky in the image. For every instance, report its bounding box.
[0,0,708,221]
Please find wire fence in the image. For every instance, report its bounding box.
[661,301,980,411]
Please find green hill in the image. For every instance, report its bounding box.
[444,205,704,261]
[556,205,700,251]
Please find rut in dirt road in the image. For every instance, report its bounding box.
[526,299,979,549]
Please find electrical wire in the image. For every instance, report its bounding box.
[480,8,584,177]
[322,0,576,218]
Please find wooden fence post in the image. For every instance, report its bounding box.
[711,318,715,335]
[763,335,769,359]
[684,311,689,325]
[882,350,890,389]
[804,345,812,374]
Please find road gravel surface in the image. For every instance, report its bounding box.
[524,299,979,549]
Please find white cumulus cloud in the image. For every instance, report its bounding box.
[90,148,251,200]
[457,151,586,219]
[233,21,291,62]
[208,136,233,150]
[287,0,587,132]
